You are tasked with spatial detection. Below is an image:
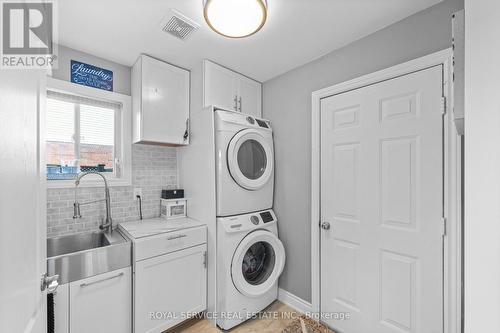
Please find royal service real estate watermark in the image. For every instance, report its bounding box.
[1,0,57,69]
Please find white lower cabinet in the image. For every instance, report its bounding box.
[69,267,132,333]
[134,244,207,333]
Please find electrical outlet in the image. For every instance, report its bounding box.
[133,188,142,201]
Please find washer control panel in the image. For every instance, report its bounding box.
[218,209,277,233]
[255,119,269,128]
[259,211,274,223]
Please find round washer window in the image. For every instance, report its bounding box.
[242,241,276,285]
[237,139,267,180]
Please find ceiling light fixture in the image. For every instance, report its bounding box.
[203,0,267,38]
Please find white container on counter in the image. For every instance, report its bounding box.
[160,198,187,219]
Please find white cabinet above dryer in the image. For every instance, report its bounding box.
[203,60,262,117]
[132,54,190,145]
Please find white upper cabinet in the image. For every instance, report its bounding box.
[203,60,262,117]
[132,55,190,145]
[237,75,262,116]
[204,61,238,111]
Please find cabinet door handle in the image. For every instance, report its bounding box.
[238,96,242,112]
[233,95,238,111]
[167,234,187,240]
[80,272,124,288]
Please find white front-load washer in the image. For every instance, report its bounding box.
[215,109,274,216]
[216,209,285,330]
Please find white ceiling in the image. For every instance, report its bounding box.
[58,0,443,82]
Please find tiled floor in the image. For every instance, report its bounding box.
[166,301,298,333]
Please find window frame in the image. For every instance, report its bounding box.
[46,77,132,188]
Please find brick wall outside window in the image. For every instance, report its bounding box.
[46,141,114,168]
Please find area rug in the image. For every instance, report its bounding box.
[281,316,334,333]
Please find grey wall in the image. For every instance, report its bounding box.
[464,0,500,331]
[52,44,131,95]
[263,0,464,303]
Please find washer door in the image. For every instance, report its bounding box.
[227,129,273,190]
[231,230,285,298]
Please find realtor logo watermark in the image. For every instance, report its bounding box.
[1,0,57,69]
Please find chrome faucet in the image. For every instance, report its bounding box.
[73,171,113,233]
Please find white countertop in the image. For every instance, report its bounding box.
[118,217,205,239]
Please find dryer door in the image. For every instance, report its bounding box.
[231,230,285,298]
[227,129,273,190]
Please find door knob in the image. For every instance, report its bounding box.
[41,273,59,293]
[321,222,331,230]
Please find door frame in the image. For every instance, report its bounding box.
[310,49,462,333]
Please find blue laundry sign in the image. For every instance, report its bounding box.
[70,60,113,91]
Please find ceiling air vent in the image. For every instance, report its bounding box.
[161,9,200,41]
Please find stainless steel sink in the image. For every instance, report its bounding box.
[47,230,131,284]
[47,231,111,257]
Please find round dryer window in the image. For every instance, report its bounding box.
[237,139,267,180]
[231,230,285,298]
[227,129,273,190]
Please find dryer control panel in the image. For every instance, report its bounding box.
[215,109,272,131]
[218,209,277,233]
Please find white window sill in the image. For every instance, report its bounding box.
[46,178,131,189]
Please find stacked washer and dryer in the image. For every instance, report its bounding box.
[214,109,286,330]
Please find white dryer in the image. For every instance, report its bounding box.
[216,209,285,330]
[215,109,274,216]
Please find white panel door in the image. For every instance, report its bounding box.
[320,66,444,333]
[0,70,47,333]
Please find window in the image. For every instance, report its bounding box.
[45,78,131,187]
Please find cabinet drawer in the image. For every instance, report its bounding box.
[135,226,206,261]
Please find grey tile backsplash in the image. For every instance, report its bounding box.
[47,144,178,237]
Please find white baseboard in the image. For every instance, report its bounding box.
[278,288,313,314]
